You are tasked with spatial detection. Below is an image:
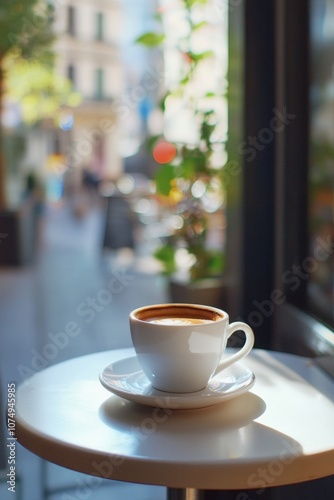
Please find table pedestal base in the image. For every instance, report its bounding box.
[167,488,275,499]
[167,488,204,500]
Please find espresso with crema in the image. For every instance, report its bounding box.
[148,317,213,325]
[134,304,223,324]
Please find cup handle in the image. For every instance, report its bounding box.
[213,321,254,376]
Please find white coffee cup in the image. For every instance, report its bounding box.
[129,303,255,393]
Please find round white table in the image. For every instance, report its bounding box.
[15,348,334,499]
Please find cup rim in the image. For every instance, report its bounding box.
[130,303,226,324]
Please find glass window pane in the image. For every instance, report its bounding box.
[308,0,334,327]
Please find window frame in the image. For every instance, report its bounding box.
[273,0,334,358]
[232,0,334,357]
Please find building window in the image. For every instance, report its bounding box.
[67,64,75,86]
[67,6,76,36]
[95,68,104,100]
[96,12,104,41]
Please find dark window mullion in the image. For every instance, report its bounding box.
[242,0,276,349]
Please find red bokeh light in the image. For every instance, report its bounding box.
[153,141,177,164]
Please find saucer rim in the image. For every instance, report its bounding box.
[99,356,255,409]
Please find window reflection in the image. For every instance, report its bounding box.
[308,0,334,326]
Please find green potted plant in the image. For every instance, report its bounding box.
[137,0,227,306]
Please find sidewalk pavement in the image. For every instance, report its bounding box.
[0,199,167,500]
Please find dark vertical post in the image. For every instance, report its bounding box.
[280,0,309,306]
[242,0,276,348]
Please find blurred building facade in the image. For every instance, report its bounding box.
[52,0,124,180]
[4,0,125,206]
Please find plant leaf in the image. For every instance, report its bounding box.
[154,244,176,275]
[192,21,207,31]
[145,134,160,152]
[188,50,214,62]
[208,251,225,275]
[135,32,165,47]
[155,164,176,196]
[185,0,209,7]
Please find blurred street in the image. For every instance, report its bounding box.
[0,195,167,500]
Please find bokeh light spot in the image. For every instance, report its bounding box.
[153,141,177,164]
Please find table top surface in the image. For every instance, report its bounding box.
[15,348,334,490]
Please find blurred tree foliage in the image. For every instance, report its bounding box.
[0,0,54,208]
[4,55,81,124]
[0,1,80,208]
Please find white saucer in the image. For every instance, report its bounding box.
[99,356,255,410]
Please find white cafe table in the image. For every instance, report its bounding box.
[15,348,334,499]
